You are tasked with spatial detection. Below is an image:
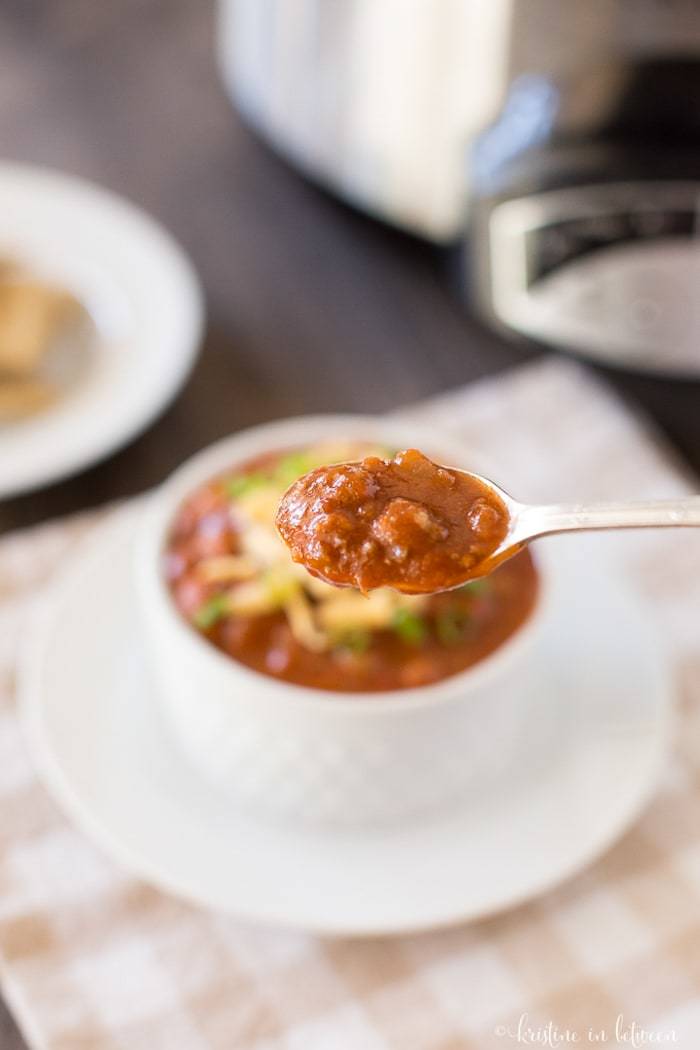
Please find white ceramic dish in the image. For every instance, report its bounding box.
[0,163,204,498]
[20,512,671,934]
[134,416,550,826]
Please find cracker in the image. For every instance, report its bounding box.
[0,376,55,421]
[0,279,80,376]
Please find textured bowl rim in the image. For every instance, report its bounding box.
[135,413,551,713]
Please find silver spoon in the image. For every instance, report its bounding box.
[482,477,700,572]
[276,451,700,593]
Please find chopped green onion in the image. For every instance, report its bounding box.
[335,629,371,655]
[392,608,427,646]
[274,451,313,486]
[193,592,230,630]
[458,578,491,596]
[436,609,469,646]
[225,472,269,500]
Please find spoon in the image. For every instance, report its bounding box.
[276,447,700,595]
[481,476,700,575]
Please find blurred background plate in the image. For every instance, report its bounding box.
[0,163,204,499]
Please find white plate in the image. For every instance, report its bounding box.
[0,164,204,497]
[20,513,672,935]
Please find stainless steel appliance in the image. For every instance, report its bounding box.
[220,0,700,376]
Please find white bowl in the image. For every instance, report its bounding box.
[134,415,550,826]
[0,163,203,498]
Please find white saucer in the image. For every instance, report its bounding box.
[20,514,672,935]
[0,164,203,497]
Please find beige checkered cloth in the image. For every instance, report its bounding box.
[1,359,700,1050]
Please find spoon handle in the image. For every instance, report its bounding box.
[519,496,700,539]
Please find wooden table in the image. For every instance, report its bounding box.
[1,2,698,1046]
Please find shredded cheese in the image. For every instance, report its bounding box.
[284,591,328,652]
[195,555,257,583]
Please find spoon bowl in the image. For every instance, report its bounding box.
[277,446,700,596]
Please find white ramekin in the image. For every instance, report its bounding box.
[134,415,550,826]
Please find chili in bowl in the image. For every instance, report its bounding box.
[135,416,548,826]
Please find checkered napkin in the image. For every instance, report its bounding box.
[2,359,700,1050]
